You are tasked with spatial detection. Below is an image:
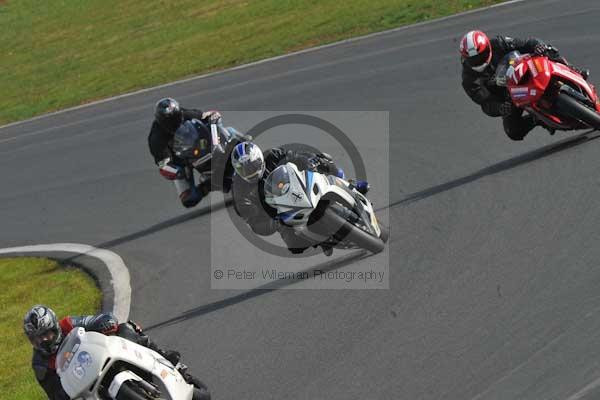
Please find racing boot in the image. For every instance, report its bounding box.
[541,123,556,135]
[321,244,333,257]
[531,114,556,135]
[179,184,201,208]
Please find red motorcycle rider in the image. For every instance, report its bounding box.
[460,30,589,140]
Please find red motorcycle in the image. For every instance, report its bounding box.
[495,51,600,131]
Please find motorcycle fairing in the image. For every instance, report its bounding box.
[57,328,193,399]
[551,62,596,101]
[504,54,600,125]
[264,163,381,239]
[265,163,355,226]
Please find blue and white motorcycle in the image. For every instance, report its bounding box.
[264,162,388,254]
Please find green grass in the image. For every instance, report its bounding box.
[0,257,101,400]
[0,0,503,124]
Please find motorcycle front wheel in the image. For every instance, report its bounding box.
[309,207,386,254]
[114,380,162,400]
[554,92,600,130]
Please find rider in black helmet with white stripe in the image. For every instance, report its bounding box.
[23,305,210,400]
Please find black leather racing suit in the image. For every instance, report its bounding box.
[462,36,571,140]
[232,147,341,252]
[32,314,210,400]
[148,108,220,207]
[148,108,205,165]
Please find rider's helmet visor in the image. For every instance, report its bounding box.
[464,47,491,70]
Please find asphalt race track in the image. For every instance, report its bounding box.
[4,0,600,398]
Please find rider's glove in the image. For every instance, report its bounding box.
[158,159,184,180]
[90,314,119,334]
[499,101,515,116]
[202,110,222,124]
[314,153,338,175]
[305,156,319,171]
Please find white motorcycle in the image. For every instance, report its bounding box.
[264,162,388,254]
[56,327,196,399]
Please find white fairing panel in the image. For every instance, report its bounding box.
[151,357,194,400]
[57,328,193,399]
[108,370,143,398]
[57,328,111,398]
[263,162,381,240]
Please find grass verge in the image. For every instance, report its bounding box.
[0,257,101,400]
[0,0,505,125]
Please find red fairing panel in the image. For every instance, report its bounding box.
[507,56,548,106]
[551,62,596,100]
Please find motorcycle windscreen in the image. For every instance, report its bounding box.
[494,50,523,86]
[55,328,104,398]
[56,329,82,373]
[173,120,200,157]
[264,165,291,200]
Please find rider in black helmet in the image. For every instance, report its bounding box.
[148,97,222,208]
[24,305,210,400]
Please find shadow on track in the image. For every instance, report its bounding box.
[92,131,596,249]
[76,130,597,328]
[144,249,369,332]
[96,199,231,249]
[385,130,599,210]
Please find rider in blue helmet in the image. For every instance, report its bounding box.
[230,142,369,256]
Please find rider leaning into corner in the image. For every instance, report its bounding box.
[23,305,210,400]
[148,97,223,208]
[460,30,590,141]
[230,142,370,256]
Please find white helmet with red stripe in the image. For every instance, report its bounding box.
[460,30,492,72]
